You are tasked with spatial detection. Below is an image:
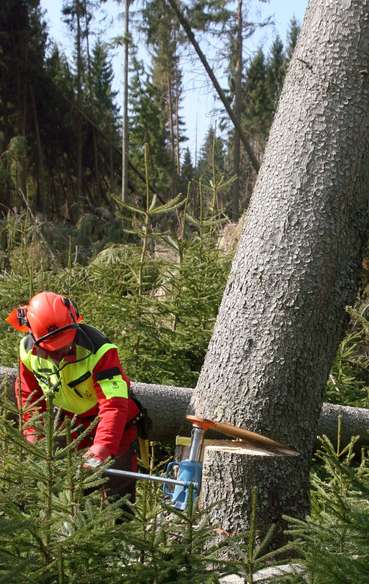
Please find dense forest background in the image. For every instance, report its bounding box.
[0,0,299,228]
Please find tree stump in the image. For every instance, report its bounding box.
[200,444,306,545]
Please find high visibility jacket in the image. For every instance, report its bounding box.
[16,324,139,460]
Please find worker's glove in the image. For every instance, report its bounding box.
[82,456,103,471]
[82,453,104,471]
[82,445,110,471]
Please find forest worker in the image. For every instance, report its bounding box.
[6,290,141,503]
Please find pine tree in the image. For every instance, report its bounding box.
[179,147,195,212]
[181,147,194,184]
[87,39,120,194]
[0,0,47,208]
[242,48,270,145]
[196,127,226,181]
[62,0,88,205]
[89,40,118,121]
[195,126,228,214]
[128,56,172,196]
[266,35,286,119]
[286,16,301,60]
[142,0,185,198]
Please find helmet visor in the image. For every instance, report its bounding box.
[34,324,78,352]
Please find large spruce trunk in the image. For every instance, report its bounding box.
[190,0,369,536]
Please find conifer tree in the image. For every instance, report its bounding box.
[266,35,286,119]
[128,56,172,196]
[286,16,301,60]
[196,127,227,214]
[142,0,185,198]
[181,147,195,184]
[88,39,120,193]
[62,0,87,204]
[89,40,119,123]
[242,48,270,146]
[197,127,226,181]
[0,0,47,211]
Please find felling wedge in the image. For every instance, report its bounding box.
[186,415,299,456]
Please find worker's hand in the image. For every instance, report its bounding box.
[82,445,111,471]
[24,432,38,445]
[82,450,104,471]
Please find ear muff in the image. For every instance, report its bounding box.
[62,297,81,323]
[5,306,31,333]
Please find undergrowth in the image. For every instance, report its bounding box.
[0,386,291,583]
[278,433,369,583]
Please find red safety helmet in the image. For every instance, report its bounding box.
[6,291,83,352]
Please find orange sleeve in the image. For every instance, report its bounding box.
[88,348,138,460]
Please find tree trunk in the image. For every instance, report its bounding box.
[230,0,243,221]
[1,367,369,448]
[167,73,177,196]
[201,444,305,543]
[121,0,129,202]
[190,0,369,537]
[76,0,83,205]
[83,0,91,75]
[175,93,181,176]
[30,85,47,214]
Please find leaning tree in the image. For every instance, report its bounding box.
[190,0,369,538]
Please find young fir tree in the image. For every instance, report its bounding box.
[285,434,369,584]
[0,382,243,583]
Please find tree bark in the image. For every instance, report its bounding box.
[201,445,305,543]
[190,0,369,536]
[1,367,369,447]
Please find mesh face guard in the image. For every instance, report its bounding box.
[32,323,79,349]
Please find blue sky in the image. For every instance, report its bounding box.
[40,0,309,159]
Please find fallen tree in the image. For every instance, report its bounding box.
[1,366,368,447]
